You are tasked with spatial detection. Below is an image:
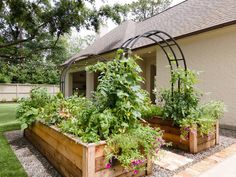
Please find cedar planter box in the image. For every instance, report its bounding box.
[146,117,219,153]
[24,122,153,177]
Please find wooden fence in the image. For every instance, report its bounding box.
[0,83,59,102]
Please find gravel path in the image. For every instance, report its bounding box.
[4,130,61,177]
[148,129,236,177]
[4,129,236,177]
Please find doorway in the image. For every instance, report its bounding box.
[72,71,86,96]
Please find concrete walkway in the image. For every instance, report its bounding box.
[199,153,236,177]
[174,143,236,177]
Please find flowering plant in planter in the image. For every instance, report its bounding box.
[17,49,164,174]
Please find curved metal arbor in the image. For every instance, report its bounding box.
[60,54,108,96]
[60,30,187,95]
[120,30,187,92]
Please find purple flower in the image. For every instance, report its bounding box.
[106,163,111,169]
[134,170,138,174]
[184,127,190,131]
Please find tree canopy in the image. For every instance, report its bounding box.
[0,0,126,61]
[0,0,172,84]
[127,0,172,22]
[0,0,126,84]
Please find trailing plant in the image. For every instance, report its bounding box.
[104,124,164,172]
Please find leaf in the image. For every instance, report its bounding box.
[21,123,28,130]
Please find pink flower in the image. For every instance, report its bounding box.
[192,130,197,135]
[184,127,190,131]
[106,163,111,169]
[134,170,138,174]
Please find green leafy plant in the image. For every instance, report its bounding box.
[157,67,225,139]
[17,50,164,174]
[16,87,52,129]
[141,104,163,119]
[179,101,225,139]
[159,68,200,124]
[104,125,164,172]
[85,49,151,136]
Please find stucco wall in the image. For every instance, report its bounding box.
[0,83,59,102]
[65,24,236,128]
[156,25,236,128]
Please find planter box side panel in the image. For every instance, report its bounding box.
[24,128,82,177]
[147,118,189,151]
[25,123,152,177]
[94,145,152,177]
[147,117,219,153]
[29,123,84,169]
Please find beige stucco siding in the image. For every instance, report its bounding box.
[156,25,236,127]
[65,24,236,128]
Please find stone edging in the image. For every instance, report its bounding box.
[173,143,236,177]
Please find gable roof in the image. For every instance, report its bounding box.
[64,0,236,65]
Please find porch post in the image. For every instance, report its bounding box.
[65,72,73,97]
[86,71,94,98]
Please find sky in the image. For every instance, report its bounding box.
[74,0,185,38]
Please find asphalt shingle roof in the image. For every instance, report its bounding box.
[64,0,236,65]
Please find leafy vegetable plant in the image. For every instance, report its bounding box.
[17,49,164,174]
[157,67,225,139]
[16,87,52,129]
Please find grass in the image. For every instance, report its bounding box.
[0,104,19,126]
[0,103,27,177]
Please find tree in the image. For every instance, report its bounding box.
[127,0,172,22]
[0,34,97,84]
[65,34,95,58]
[0,0,126,62]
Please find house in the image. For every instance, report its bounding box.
[62,0,236,129]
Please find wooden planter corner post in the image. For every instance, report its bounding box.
[147,117,219,153]
[24,122,153,177]
[189,127,197,153]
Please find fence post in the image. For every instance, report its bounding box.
[16,84,19,99]
[53,85,55,95]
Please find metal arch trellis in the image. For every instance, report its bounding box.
[60,30,187,96]
[60,54,108,96]
[120,30,188,93]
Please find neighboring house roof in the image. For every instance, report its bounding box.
[64,0,236,65]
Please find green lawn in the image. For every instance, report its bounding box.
[0,103,27,177]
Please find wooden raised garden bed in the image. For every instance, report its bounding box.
[24,122,153,177]
[147,117,219,153]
